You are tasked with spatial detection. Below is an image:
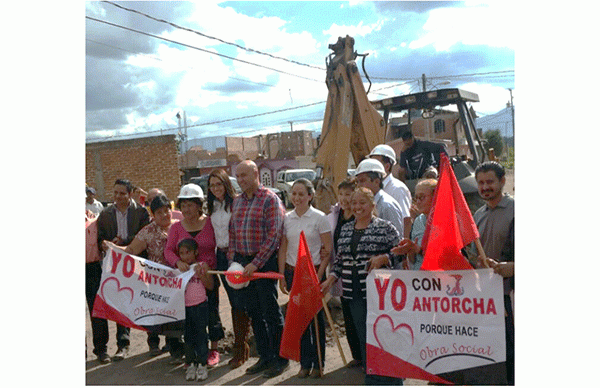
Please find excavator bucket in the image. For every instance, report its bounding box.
[314,36,386,213]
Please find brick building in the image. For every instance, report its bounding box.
[179,130,318,182]
[86,135,181,203]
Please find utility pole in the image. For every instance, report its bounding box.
[508,88,515,134]
[422,74,427,92]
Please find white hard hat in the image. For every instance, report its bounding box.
[355,158,386,177]
[368,144,396,165]
[226,262,249,289]
[177,183,204,199]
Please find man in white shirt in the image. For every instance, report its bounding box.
[354,159,406,239]
[86,187,104,216]
[367,145,412,222]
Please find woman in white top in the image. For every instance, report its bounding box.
[278,178,332,378]
[206,169,250,369]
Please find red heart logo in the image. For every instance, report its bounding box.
[100,277,134,305]
[373,314,414,361]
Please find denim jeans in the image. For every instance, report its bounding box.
[234,252,284,362]
[184,301,209,365]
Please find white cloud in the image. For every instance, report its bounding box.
[409,3,515,51]
[323,20,385,43]
[460,82,511,115]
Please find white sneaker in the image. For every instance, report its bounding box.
[186,363,197,381]
[196,364,208,381]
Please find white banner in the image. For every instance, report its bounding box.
[92,247,195,329]
[366,269,505,380]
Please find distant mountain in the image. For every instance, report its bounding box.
[476,106,514,137]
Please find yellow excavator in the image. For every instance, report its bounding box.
[313,35,487,214]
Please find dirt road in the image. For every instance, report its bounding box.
[86,286,427,385]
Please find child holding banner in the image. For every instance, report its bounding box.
[178,238,214,381]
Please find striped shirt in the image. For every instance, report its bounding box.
[330,217,400,300]
[228,185,285,269]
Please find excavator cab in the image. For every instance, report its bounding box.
[313,35,488,214]
[371,88,488,212]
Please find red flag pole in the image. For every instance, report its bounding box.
[474,238,490,268]
[321,296,347,365]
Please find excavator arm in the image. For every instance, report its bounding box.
[313,36,387,213]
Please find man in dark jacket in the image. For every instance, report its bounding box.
[398,130,447,181]
[88,179,150,363]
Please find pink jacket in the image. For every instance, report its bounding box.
[164,218,217,270]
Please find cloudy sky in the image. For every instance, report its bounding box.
[85,1,515,144]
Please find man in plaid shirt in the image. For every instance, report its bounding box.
[228,160,289,378]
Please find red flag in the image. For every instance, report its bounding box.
[279,231,323,361]
[420,154,478,271]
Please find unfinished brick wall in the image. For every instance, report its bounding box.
[86,135,182,203]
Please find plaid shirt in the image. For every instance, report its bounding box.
[228,185,285,269]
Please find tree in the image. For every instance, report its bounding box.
[484,129,503,157]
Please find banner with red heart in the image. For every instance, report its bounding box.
[366,269,505,383]
[92,247,195,328]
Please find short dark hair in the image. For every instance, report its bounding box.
[475,161,505,180]
[401,130,413,140]
[176,197,204,216]
[114,179,133,193]
[177,238,198,253]
[365,171,384,189]
[292,178,315,196]
[338,177,357,191]
[150,194,171,215]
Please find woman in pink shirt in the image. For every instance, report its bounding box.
[164,184,218,365]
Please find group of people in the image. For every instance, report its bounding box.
[85,140,514,385]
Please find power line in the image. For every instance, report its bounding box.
[102,1,327,72]
[86,38,276,89]
[85,16,323,83]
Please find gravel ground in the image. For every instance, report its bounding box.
[85,286,428,385]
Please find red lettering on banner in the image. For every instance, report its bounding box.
[123,255,135,278]
[136,270,185,289]
[412,297,497,315]
[462,298,472,313]
[391,278,407,311]
[451,297,461,313]
[110,251,122,274]
[486,299,497,315]
[473,298,485,314]
[375,278,390,310]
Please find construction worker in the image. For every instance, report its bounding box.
[367,144,412,224]
[354,158,406,255]
[398,130,447,181]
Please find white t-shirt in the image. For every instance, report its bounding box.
[210,200,231,249]
[86,199,104,216]
[283,206,331,266]
[382,174,412,218]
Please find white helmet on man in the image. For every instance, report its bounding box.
[368,144,397,166]
[355,158,386,178]
[177,183,204,199]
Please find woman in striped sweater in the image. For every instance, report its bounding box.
[320,187,401,385]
